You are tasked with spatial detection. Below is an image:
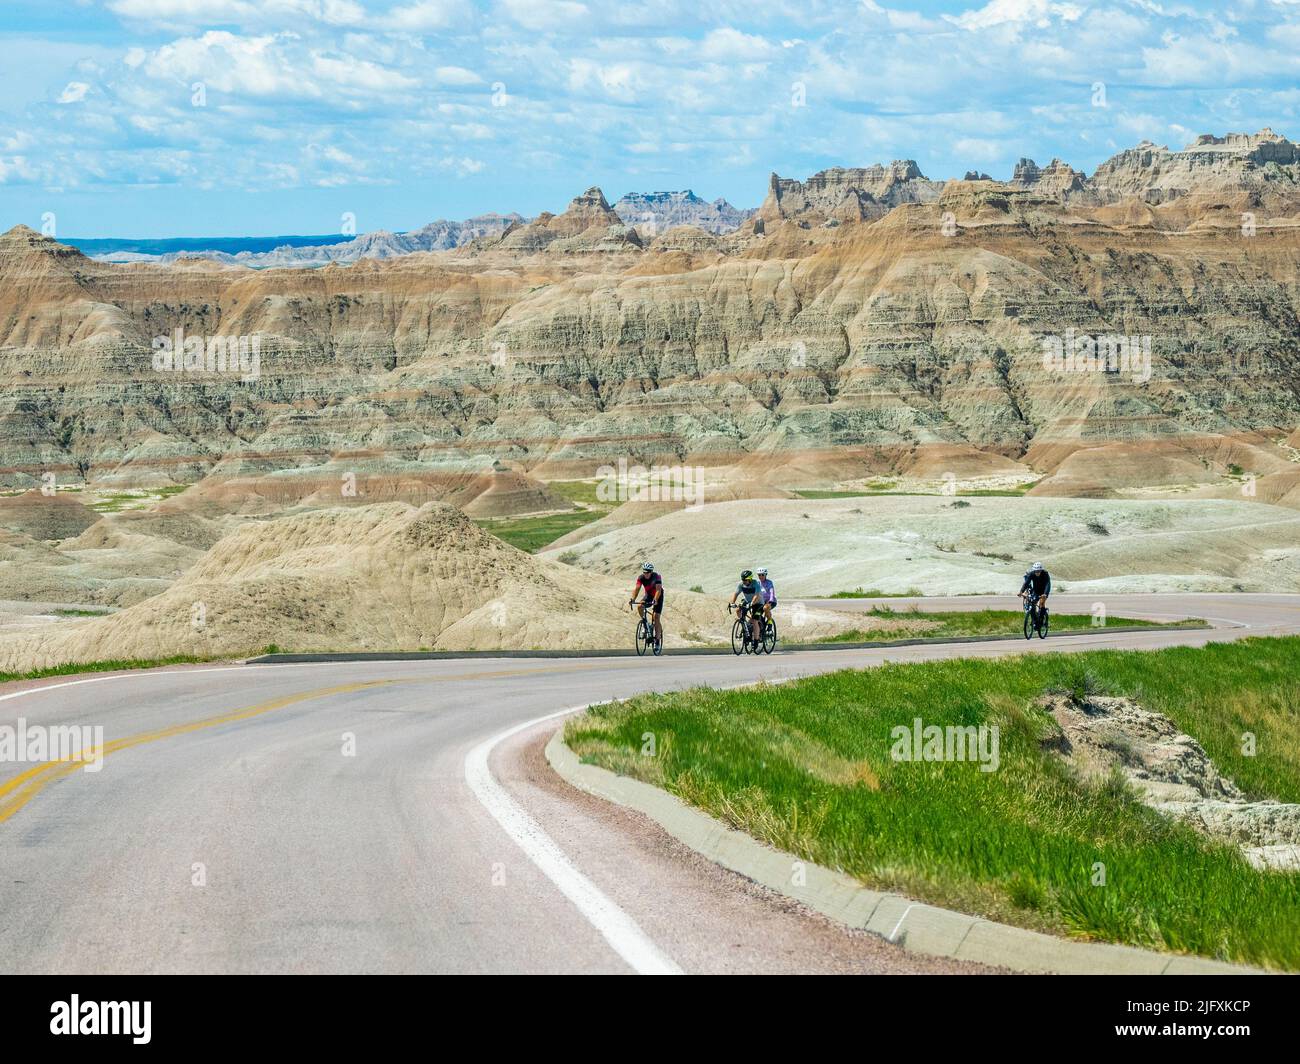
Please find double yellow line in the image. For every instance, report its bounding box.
[0,679,397,825]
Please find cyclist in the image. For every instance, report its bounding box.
[756,567,777,633]
[1018,561,1051,624]
[729,569,764,645]
[629,562,664,646]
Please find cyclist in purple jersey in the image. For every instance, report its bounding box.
[756,567,776,632]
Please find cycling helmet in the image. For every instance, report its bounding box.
[642,561,654,572]
[1030,561,1043,571]
[757,567,768,576]
[740,569,753,579]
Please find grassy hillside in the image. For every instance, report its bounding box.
[565,637,1300,969]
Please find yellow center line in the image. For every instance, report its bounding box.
[0,659,631,824]
[0,679,397,824]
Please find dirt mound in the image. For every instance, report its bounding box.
[0,502,860,670]
[1027,435,1300,503]
[68,509,224,552]
[0,508,205,607]
[547,478,795,550]
[1041,692,1300,871]
[900,445,1033,480]
[0,491,99,541]
[171,466,571,519]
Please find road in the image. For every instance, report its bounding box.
[1,594,1295,974]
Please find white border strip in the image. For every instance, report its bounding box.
[0,661,343,706]
[464,705,682,976]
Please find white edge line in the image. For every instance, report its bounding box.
[0,661,346,705]
[464,704,683,976]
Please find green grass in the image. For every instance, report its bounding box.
[959,484,1039,497]
[80,484,190,513]
[474,510,604,553]
[793,480,1039,500]
[474,479,620,552]
[565,637,1300,970]
[807,607,1197,643]
[546,480,611,509]
[52,608,111,617]
[89,492,146,513]
[0,655,212,685]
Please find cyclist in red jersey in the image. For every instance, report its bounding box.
[629,561,664,646]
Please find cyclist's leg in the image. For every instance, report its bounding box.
[652,595,663,642]
[751,601,763,641]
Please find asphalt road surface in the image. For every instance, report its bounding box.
[1,594,1295,974]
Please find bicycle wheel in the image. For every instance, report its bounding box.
[762,619,777,654]
[1023,608,1033,639]
[636,619,650,655]
[731,618,746,655]
[1037,609,1049,639]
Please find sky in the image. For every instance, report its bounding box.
[2,0,1299,238]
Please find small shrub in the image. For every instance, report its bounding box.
[1052,667,1110,704]
[1007,873,1049,912]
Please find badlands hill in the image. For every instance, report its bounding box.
[0,502,861,669]
[1,129,1298,508]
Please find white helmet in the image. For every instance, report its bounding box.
[641,561,654,572]
[757,567,768,576]
[1030,561,1043,571]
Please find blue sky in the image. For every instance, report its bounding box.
[2,0,1299,237]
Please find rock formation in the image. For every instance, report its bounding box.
[613,190,753,235]
[0,131,1298,504]
[1042,691,1300,871]
[757,161,944,225]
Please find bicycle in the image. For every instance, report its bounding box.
[631,600,663,656]
[1022,593,1049,640]
[730,603,771,655]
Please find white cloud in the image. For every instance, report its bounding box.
[498,0,589,32]
[311,51,420,93]
[385,0,472,32]
[434,65,483,85]
[58,82,91,104]
[9,0,1300,217]
[950,0,1083,31]
[953,136,1005,162]
[108,0,368,28]
[438,154,485,175]
[698,28,777,61]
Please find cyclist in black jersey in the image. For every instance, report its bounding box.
[1019,561,1051,625]
[629,562,664,645]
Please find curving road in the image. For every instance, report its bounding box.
[1,594,1296,974]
